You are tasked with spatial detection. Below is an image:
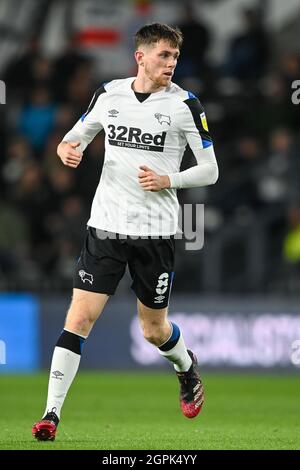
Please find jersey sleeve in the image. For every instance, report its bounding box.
[179,92,213,150]
[168,93,218,189]
[62,86,106,152]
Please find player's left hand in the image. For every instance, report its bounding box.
[138,165,170,192]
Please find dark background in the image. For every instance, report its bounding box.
[1,0,300,295]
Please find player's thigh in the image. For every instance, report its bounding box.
[74,227,128,296]
[65,288,109,331]
[129,237,175,310]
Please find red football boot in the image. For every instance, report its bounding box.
[176,350,204,418]
[32,409,59,441]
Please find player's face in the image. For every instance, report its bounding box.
[142,40,180,87]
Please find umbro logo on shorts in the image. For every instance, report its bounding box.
[154,295,165,303]
[79,270,94,285]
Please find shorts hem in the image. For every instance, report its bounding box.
[73,285,115,296]
[135,293,169,310]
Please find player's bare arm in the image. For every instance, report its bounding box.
[138,165,171,191]
[57,141,82,168]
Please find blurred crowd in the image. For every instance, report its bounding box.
[1,5,300,294]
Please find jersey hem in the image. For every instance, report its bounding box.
[87,223,178,237]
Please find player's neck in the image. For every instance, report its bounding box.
[132,75,166,94]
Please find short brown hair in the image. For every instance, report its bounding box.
[134,23,183,50]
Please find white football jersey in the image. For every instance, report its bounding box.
[63,77,213,236]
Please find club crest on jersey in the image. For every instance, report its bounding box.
[154,113,171,126]
[79,270,94,284]
[108,109,119,118]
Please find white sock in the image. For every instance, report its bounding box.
[159,332,192,372]
[43,346,81,419]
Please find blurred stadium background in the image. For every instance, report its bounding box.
[1,0,300,450]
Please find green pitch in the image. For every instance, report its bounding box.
[0,372,299,450]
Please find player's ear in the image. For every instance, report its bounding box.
[135,50,145,67]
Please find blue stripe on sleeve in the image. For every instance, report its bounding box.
[202,139,213,148]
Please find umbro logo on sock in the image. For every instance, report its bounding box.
[52,370,64,380]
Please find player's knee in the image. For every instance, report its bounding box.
[66,315,93,333]
[143,332,161,345]
[70,314,93,328]
[142,323,165,346]
[65,304,97,333]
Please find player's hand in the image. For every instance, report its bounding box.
[57,141,83,168]
[138,165,170,192]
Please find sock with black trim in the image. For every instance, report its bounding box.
[43,329,86,419]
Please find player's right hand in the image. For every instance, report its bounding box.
[57,141,83,168]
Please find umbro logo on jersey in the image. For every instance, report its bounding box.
[108,124,166,152]
[154,112,171,126]
[108,109,119,117]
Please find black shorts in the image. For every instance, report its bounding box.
[73,226,175,309]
